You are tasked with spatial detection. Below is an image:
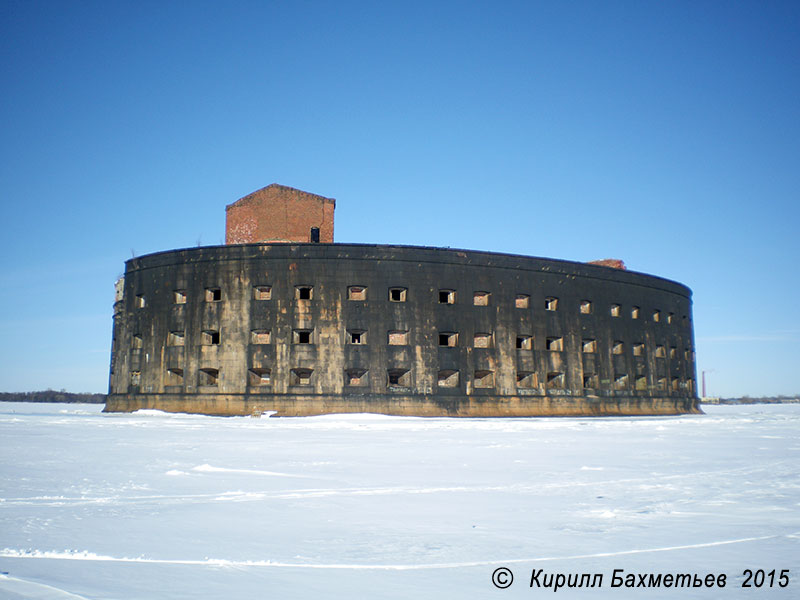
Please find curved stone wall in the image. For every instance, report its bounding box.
[106,244,699,416]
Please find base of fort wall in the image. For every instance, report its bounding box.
[105,393,701,418]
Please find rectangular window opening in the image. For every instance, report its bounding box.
[135,294,145,309]
[345,368,368,386]
[291,368,313,386]
[653,310,661,322]
[579,300,592,314]
[296,286,313,300]
[657,377,667,391]
[583,373,597,389]
[254,286,272,300]
[655,345,666,358]
[635,376,647,391]
[387,368,410,388]
[612,341,624,355]
[669,346,677,359]
[348,329,366,345]
[517,371,537,388]
[205,288,221,302]
[293,329,312,344]
[474,370,494,388]
[516,335,532,350]
[473,291,490,306]
[438,369,459,388]
[166,368,183,386]
[614,373,629,390]
[202,330,220,345]
[438,289,455,304]
[130,371,140,386]
[546,372,565,389]
[167,331,184,347]
[610,304,621,317]
[348,286,367,301]
[389,287,407,302]
[667,312,674,324]
[546,336,563,351]
[631,306,640,319]
[132,334,143,349]
[474,332,493,348]
[582,338,596,353]
[671,377,680,392]
[515,294,530,309]
[248,368,271,386]
[174,290,187,304]
[199,368,219,386]
[545,296,559,311]
[633,343,645,357]
[438,332,458,347]
[251,329,271,344]
[388,330,409,345]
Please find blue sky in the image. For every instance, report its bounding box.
[1,1,798,397]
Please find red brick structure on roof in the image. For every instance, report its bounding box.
[225,184,335,244]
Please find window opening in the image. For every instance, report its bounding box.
[130,371,140,386]
[167,331,184,347]
[291,368,313,386]
[389,287,407,302]
[653,310,661,322]
[251,330,271,344]
[473,291,490,306]
[614,373,628,390]
[546,336,563,351]
[293,329,312,344]
[438,332,458,347]
[655,345,666,358]
[612,341,624,355]
[669,346,677,359]
[310,227,320,243]
[205,288,221,302]
[671,377,680,392]
[388,330,408,345]
[254,286,272,300]
[610,304,621,317]
[174,290,187,304]
[132,334,143,349]
[631,306,640,319]
[438,369,459,388]
[135,294,145,309]
[516,335,532,350]
[296,286,313,300]
[348,329,366,345]
[345,368,368,386]
[545,297,558,311]
[583,373,597,388]
[474,370,494,388]
[579,300,592,314]
[517,371,537,388]
[582,339,596,353]
[473,332,493,348]
[667,312,674,324]
[438,289,455,304]
[248,368,271,386]
[635,376,647,391]
[633,343,644,357]
[348,286,367,301]
[546,372,564,389]
[202,330,220,345]
[199,368,219,386]
[515,294,530,309]
[657,377,667,391]
[166,368,183,386]
[387,368,410,388]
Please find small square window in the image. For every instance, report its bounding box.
[657,377,667,391]
[251,330,271,344]
[166,368,183,386]
[614,373,628,390]
[583,373,597,389]
[135,294,146,309]
[545,297,558,311]
[631,306,640,319]
[348,329,366,345]
[296,286,313,300]
[132,334,143,349]
[515,294,530,309]
[438,332,458,347]
[130,371,140,386]
[293,329,312,344]
[610,304,621,317]
[579,300,592,314]
[474,370,494,388]
[248,368,271,386]
[612,341,624,355]
[389,287,407,302]
[438,289,456,304]
[167,331,184,347]
[546,372,564,389]
[199,368,219,386]
[653,310,661,322]
[473,291,490,306]
[388,368,410,388]
[671,377,680,392]
[516,335,532,350]
[174,290,187,304]
[388,330,409,345]
[345,368,368,386]
[438,369,459,388]
[254,286,272,300]
[473,332,493,348]
[667,312,674,324]
[582,339,596,353]
[291,368,313,386]
[655,345,666,358]
[635,376,647,391]
[202,330,220,345]
[517,371,537,388]
[669,346,677,359]
[205,288,221,302]
[633,343,645,357]
[348,286,367,301]
[546,337,563,351]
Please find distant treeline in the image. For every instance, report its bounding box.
[714,395,800,405]
[0,391,107,404]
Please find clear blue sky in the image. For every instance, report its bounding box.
[1,1,798,398]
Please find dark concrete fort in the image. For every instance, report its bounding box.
[106,184,699,417]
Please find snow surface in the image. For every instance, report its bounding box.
[0,403,798,599]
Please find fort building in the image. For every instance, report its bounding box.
[106,184,699,417]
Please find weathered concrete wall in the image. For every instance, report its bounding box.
[107,244,699,417]
[225,184,335,244]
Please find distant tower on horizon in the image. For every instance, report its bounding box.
[225,183,336,245]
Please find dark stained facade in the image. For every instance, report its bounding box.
[106,243,699,417]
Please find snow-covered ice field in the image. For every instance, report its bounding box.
[1,403,798,599]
